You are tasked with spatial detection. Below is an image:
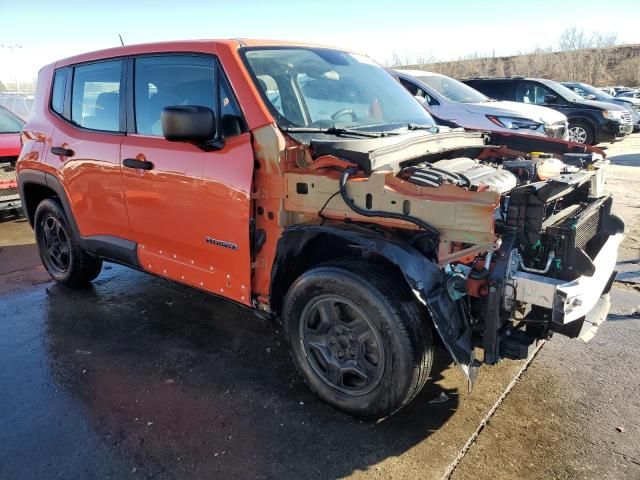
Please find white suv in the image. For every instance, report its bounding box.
[394,70,569,139]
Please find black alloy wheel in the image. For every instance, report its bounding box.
[300,294,385,395]
[39,215,71,275]
[282,259,434,419]
[34,198,102,287]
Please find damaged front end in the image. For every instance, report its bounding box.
[280,129,624,388]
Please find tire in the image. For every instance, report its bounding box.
[34,198,102,287]
[282,259,434,419]
[568,120,595,145]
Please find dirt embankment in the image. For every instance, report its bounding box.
[404,44,640,86]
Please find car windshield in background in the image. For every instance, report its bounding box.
[540,80,583,102]
[580,83,614,100]
[242,48,435,133]
[569,83,613,101]
[415,75,488,103]
[0,106,25,133]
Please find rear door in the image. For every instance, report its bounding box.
[121,54,254,304]
[47,59,132,240]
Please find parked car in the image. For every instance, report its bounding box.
[612,86,635,96]
[0,105,24,213]
[462,77,634,144]
[562,81,640,132]
[600,86,617,96]
[618,90,640,100]
[393,70,568,139]
[0,93,34,121]
[18,41,624,419]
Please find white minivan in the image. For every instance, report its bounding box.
[394,70,569,139]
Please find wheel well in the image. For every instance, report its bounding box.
[22,183,58,225]
[269,232,407,315]
[568,116,596,130]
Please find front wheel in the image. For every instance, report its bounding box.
[34,198,103,287]
[282,260,434,419]
[568,121,595,145]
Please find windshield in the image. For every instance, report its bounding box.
[0,106,24,134]
[414,74,488,103]
[242,48,436,132]
[570,83,614,100]
[540,79,583,102]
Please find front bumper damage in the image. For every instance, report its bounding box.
[512,233,622,340]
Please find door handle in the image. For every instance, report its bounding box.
[123,158,154,170]
[51,146,74,157]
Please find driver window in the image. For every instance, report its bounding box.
[515,83,553,105]
[134,55,215,136]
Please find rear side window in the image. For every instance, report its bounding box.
[71,60,123,132]
[468,81,511,100]
[51,69,68,116]
[134,55,216,136]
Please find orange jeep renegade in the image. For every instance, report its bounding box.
[18,40,624,418]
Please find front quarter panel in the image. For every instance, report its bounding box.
[271,223,479,387]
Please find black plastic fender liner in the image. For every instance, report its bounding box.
[271,221,479,388]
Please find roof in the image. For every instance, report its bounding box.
[53,38,352,68]
[462,76,526,81]
[394,69,438,77]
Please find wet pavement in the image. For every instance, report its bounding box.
[1,135,639,480]
[0,219,532,479]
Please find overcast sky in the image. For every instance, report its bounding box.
[1,0,640,83]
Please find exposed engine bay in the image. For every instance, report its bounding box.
[283,129,624,387]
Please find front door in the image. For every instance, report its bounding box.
[120,54,254,304]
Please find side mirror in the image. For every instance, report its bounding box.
[162,106,221,150]
[543,94,558,104]
[585,94,597,100]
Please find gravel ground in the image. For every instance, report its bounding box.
[0,134,638,479]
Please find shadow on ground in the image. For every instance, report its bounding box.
[2,261,459,479]
[608,153,640,167]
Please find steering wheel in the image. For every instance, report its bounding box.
[331,108,357,122]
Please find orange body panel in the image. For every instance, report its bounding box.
[47,125,132,239]
[121,133,254,305]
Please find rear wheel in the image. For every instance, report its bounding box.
[568,121,595,145]
[34,198,102,287]
[282,259,433,418]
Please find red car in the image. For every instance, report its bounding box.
[0,105,24,212]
